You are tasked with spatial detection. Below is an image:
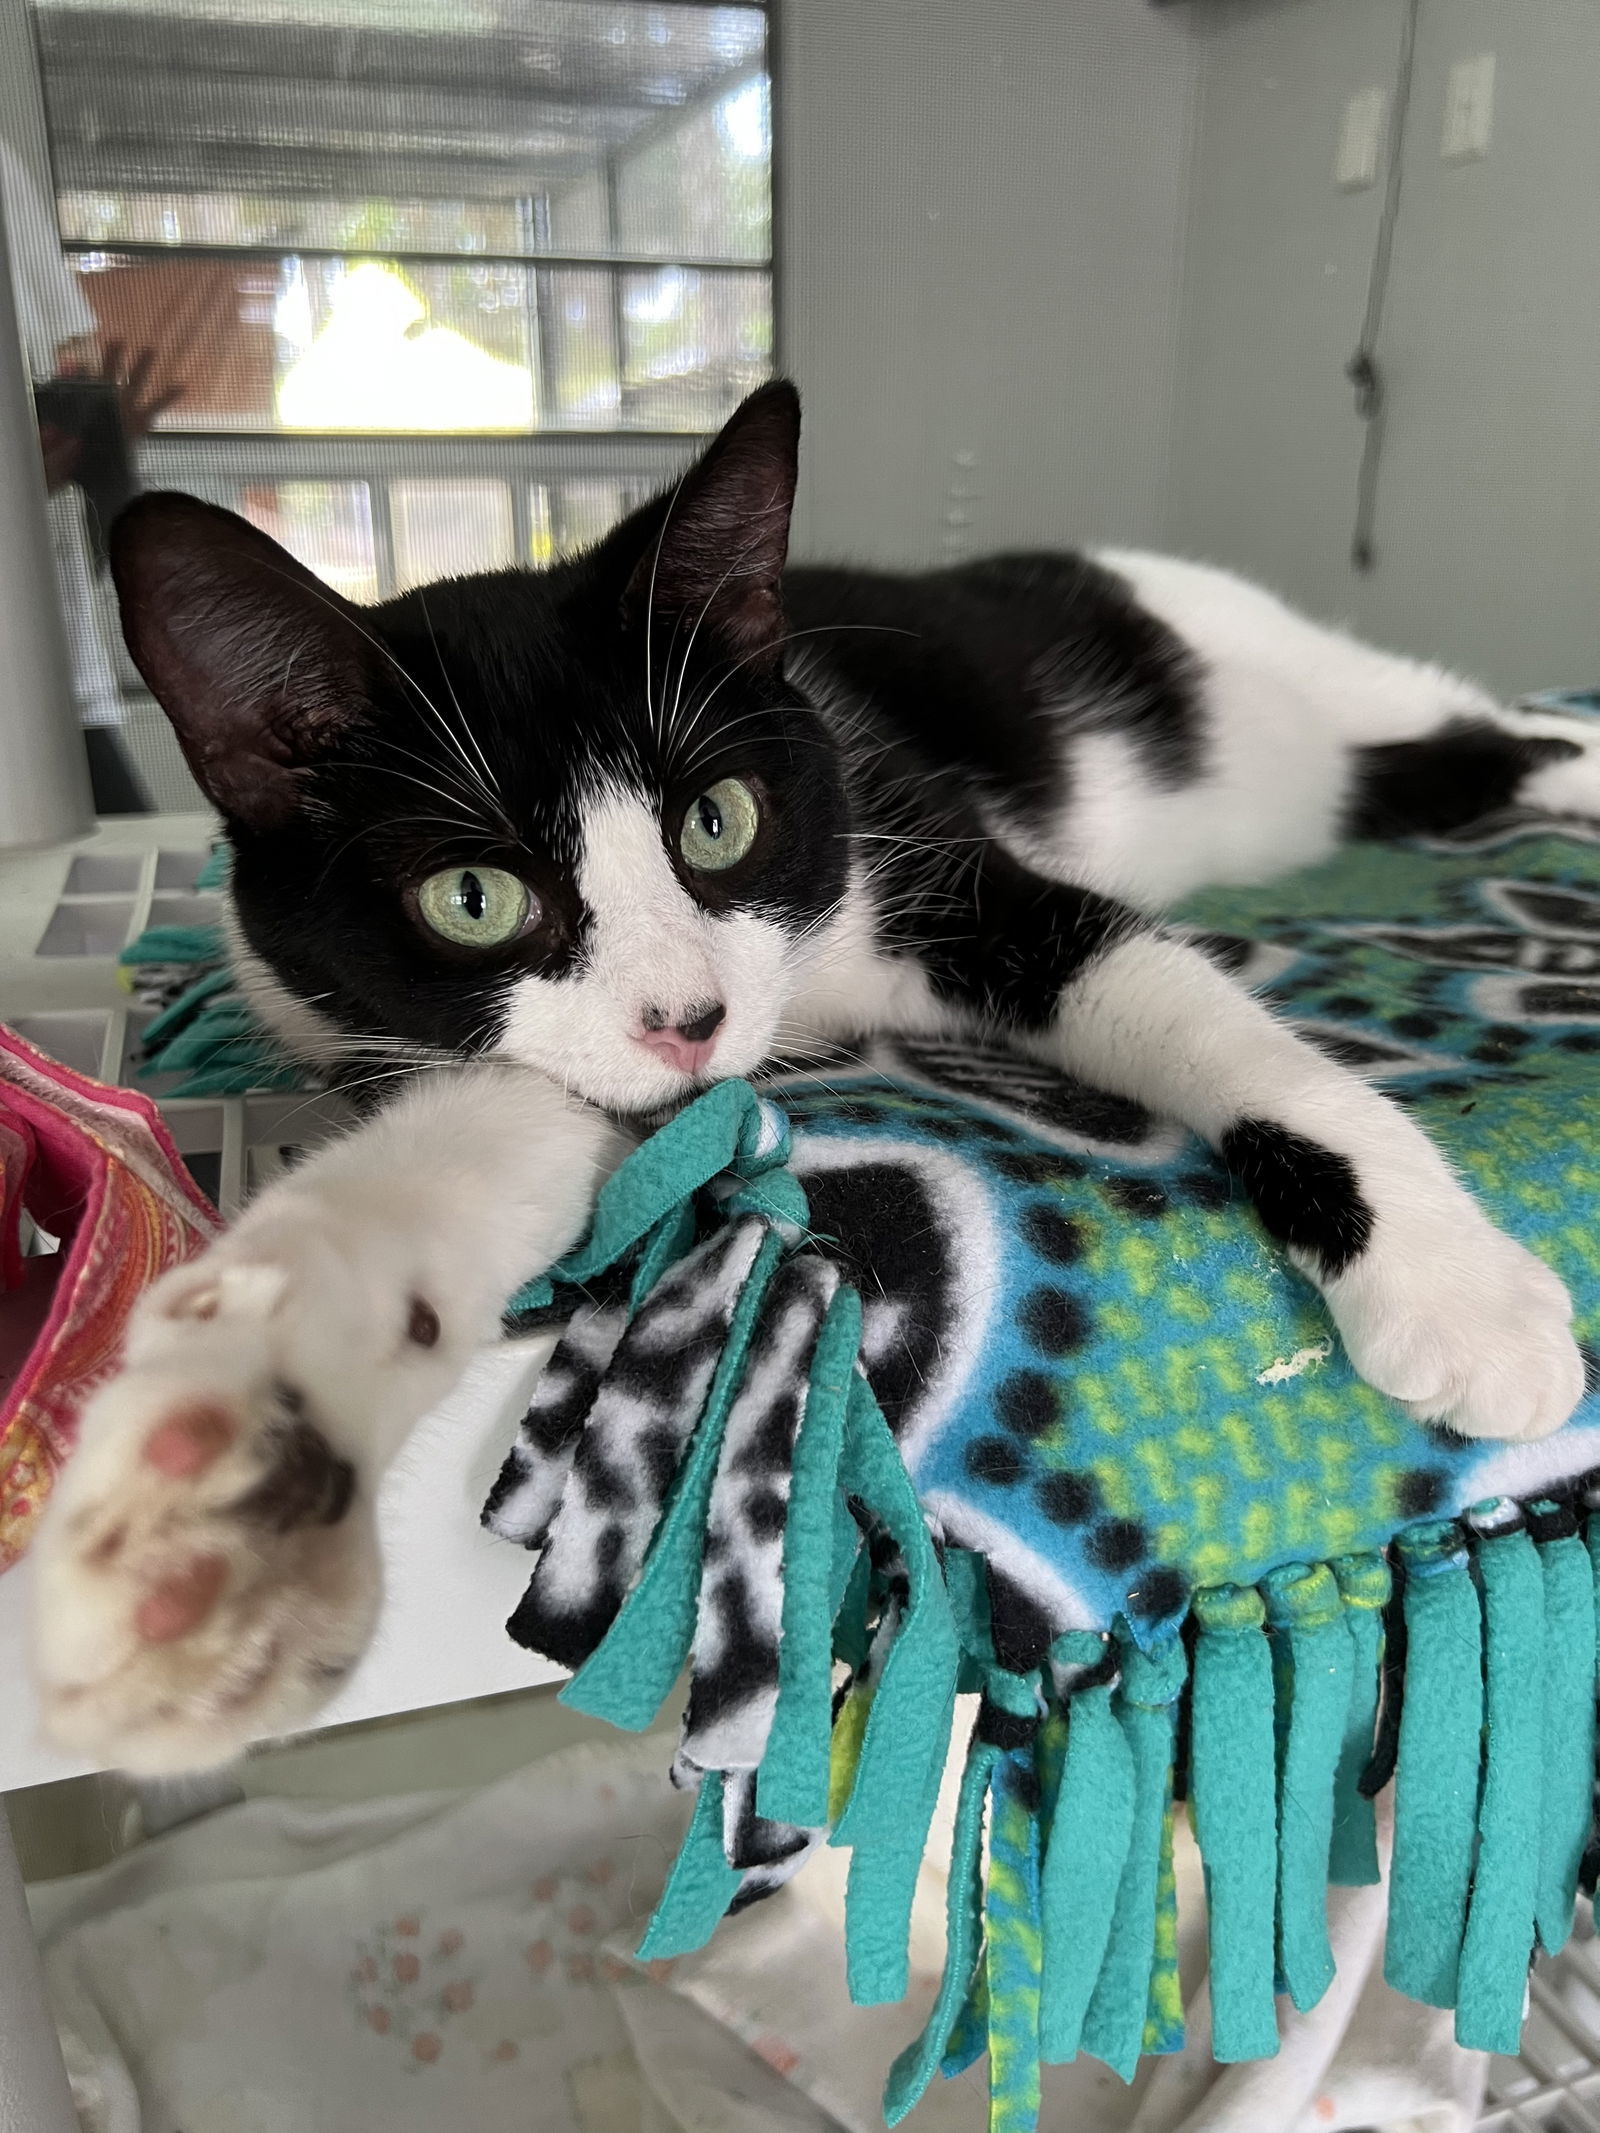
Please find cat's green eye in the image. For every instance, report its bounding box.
[416,866,533,949]
[679,778,759,873]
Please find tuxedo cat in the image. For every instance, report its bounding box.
[33,381,1595,1773]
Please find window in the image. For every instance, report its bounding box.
[28,0,773,594]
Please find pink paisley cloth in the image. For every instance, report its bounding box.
[0,1023,220,1571]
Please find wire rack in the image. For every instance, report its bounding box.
[0,810,347,1215]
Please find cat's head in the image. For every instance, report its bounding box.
[110,383,849,1114]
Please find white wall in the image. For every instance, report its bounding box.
[1169,0,1600,695]
[778,0,1200,567]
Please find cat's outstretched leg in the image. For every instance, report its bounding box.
[31,1065,623,1773]
[951,869,1585,1441]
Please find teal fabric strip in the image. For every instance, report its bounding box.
[195,842,230,891]
[140,998,260,1064]
[832,1380,960,1852]
[561,1228,784,1728]
[1039,1640,1137,2064]
[985,1746,1046,2133]
[834,1539,874,1674]
[119,919,226,965]
[160,1045,304,1097]
[136,964,234,1049]
[1328,1554,1390,1888]
[629,1202,698,1310]
[1263,1562,1351,2015]
[505,1081,793,1319]
[1535,1521,1595,1956]
[836,1379,960,2005]
[1456,1514,1545,2053]
[940,1960,989,2083]
[637,1771,743,1961]
[1141,1795,1184,2058]
[758,1288,862,1828]
[883,1731,998,2128]
[844,1746,956,2008]
[562,1080,790,1282]
[1188,1584,1279,2063]
[1079,1635,1187,2083]
[1386,1520,1484,2010]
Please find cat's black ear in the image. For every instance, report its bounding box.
[622,379,799,665]
[110,493,374,829]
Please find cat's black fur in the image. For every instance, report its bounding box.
[107,379,1573,1281]
[112,380,1555,1102]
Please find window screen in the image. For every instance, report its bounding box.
[29,0,772,593]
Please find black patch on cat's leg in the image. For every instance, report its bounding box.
[1220,1117,1374,1276]
[1347,719,1582,840]
[942,863,1137,1029]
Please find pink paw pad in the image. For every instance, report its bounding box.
[142,1404,237,1479]
[135,1553,229,1643]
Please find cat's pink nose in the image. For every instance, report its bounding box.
[637,1000,726,1076]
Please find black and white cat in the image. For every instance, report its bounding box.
[33,381,1596,1773]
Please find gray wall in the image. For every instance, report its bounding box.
[1169,0,1600,695]
[778,0,1200,567]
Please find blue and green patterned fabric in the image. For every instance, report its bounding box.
[480,814,1600,2132]
[124,801,1600,2130]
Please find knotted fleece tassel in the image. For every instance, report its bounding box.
[1455,1500,1543,2054]
[1328,1552,1390,1888]
[1386,1520,1483,2009]
[1263,1561,1351,2014]
[1188,1583,1279,2063]
[1039,1633,1136,2065]
[1530,1498,1596,1957]
[1079,1633,1187,2081]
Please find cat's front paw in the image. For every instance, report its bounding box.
[32,1253,388,1774]
[1324,1207,1584,1442]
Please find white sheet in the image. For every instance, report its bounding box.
[29,1732,1486,2133]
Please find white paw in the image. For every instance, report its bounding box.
[1324,1205,1584,1442]
[29,1236,424,1774]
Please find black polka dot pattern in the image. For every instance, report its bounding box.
[992,1151,1087,1186]
[1018,1286,1092,1356]
[1396,1468,1449,1518]
[1127,1564,1188,1621]
[966,1435,1025,1487]
[1036,1470,1100,1525]
[1086,1518,1148,1573]
[995,1369,1062,1439]
[1103,1176,1169,1220]
[1019,1203,1085,1264]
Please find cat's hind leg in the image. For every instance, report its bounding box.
[31,1065,623,1773]
[1348,707,1600,841]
